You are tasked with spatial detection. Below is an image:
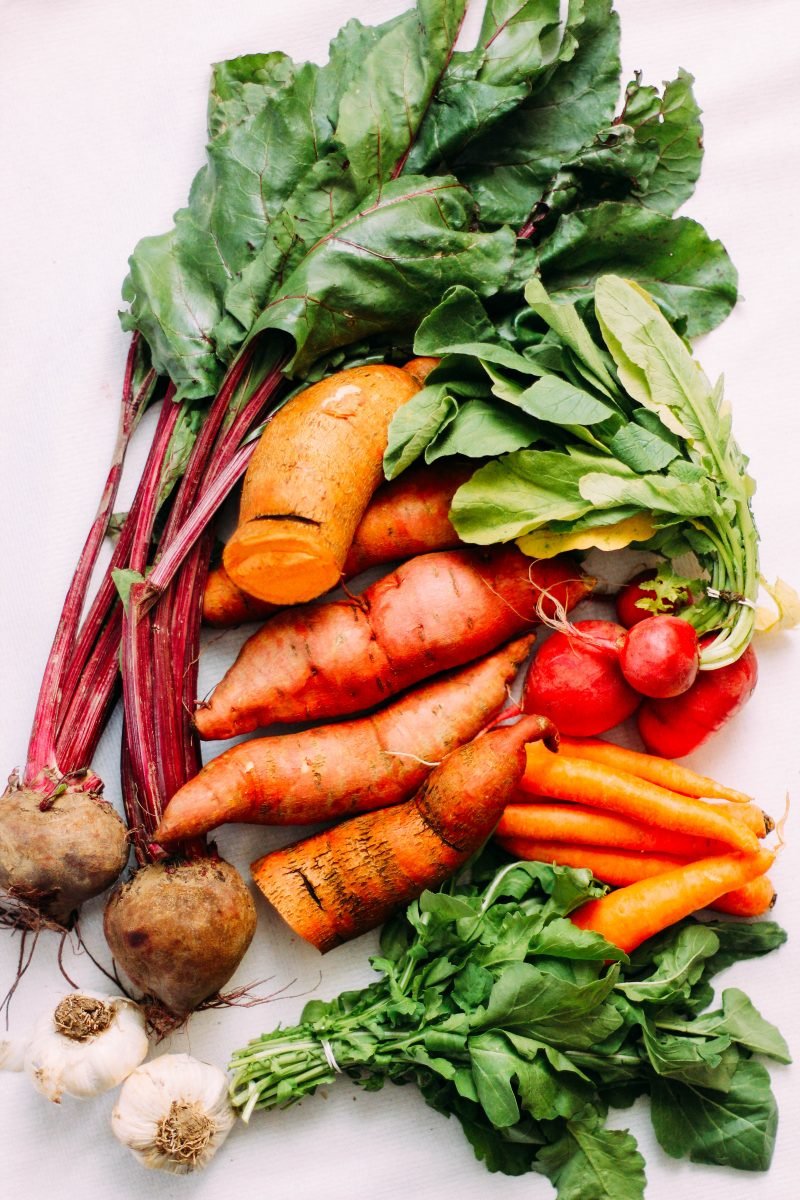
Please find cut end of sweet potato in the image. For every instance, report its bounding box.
[223,522,341,604]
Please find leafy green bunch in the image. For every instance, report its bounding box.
[121,0,735,408]
[229,858,789,1199]
[385,273,765,665]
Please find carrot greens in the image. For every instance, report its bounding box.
[229,858,788,1197]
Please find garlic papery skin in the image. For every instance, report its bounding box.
[111,1053,235,1174]
[24,991,149,1103]
[0,1035,28,1072]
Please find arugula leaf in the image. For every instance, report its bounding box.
[616,925,720,1006]
[536,1106,647,1200]
[679,989,791,1064]
[650,1060,779,1171]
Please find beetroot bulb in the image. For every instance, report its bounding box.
[522,620,641,737]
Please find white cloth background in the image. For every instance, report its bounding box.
[1,2,798,1197]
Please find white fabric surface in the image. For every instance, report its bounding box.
[1,2,798,1197]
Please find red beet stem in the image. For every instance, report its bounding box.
[24,336,157,787]
[121,345,288,859]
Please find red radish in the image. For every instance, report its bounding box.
[619,616,700,698]
[637,642,758,758]
[615,570,692,628]
[522,620,641,737]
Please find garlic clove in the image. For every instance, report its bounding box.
[111,1053,235,1174]
[24,990,149,1102]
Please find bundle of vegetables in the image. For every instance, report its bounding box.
[0,0,744,998]
[387,274,775,665]
[498,737,778,926]
[229,857,789,1198]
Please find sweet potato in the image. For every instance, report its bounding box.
[223,364,419,606]
[195,547,591,740]
[252,714,557,952]
[156,637,533,843]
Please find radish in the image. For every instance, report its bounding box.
[615,570,692,628]
[522,620,641,737]
[618,616,700,699]
[637,642,758,757]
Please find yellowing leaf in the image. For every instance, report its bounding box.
[755,576,800,633]
[516,512,656,559]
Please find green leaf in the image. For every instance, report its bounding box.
[641,1018,740,1091]
[607,410,680,472]
[578,470,717,518]
[248,176,516,374]
[650,1059,779,1171]
[111,568,146,612]
[476,0,573,88]
[459,0,622,228]
[450,448,636,542]
[537,1106,647,1200]
[424,400,542,462]
[689,989,792,1063]
[335,0,468,191]
[622,69,704,215]
[616,925,719,1006]
[384,384,459,478]
[524,277,621,399]
[538,204,738,337]
[515,376,617,425]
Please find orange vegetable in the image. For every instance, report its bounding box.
[252,714,556,952]
[496,836,776,917]
[555,736,751,804]
[203,458,470,627]
[402,356,440,387]
[497,801,735,858]
[195,548,590,740]
[570,849,775,952]
[223,364,419,606]
[156,636,532,843]
[521,741,759,854]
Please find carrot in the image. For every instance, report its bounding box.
[495,836,776,917]
[704,800,772,838]
[521,741,759,854]
[570,849,775,952]
[497,801,736,858]
[195,547,590,740]
[223,364,420,606]
[155,636,533,843]
[202,458,470,627]
[555,736,752,804]
[402,356,440,387]
[709,874,776,917]
[495,835,689,886]
[251,714,556,952]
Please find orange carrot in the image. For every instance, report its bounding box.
[252,714,557,952]
[495,835,688,886]
[498,801,734,858]
[196,548,590,740]
[521,741,759,854]
[556,736,751,804]
[156,637,532,843]
[223,364,419,606]
[203,458,471,627]
[709,874,776,917]
[703,800,772,838]
[570,848,775,952]
[496,836,776,917]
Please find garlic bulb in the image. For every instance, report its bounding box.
[111,1053,235,1174]
[24,991,149,1102]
